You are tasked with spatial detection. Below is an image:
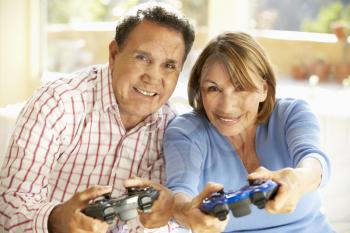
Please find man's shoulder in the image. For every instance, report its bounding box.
[159,102,178,122]
[43,65,102,100]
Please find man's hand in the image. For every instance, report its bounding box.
[48,185,112,233]
[173,182,229,233]
[123,177,174,228]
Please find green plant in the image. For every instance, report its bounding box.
[301,1,350,33]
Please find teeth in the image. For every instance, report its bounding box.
[135,87,157,96]
[219,116,240,122]
[220,117,235,122]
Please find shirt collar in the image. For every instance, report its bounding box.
[133,102,176,132]
[96,64,118,113]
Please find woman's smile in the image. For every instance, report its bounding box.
[215,113,241,125]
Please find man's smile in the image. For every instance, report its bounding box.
[134,87,158,97]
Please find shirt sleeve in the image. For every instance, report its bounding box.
[283,99,332,188]
[163,115,205,197]
[0,86,65,232]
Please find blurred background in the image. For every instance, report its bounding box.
[0,0,350,232]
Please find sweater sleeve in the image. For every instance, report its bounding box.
[163,113,206,197]
[282,99,331,188]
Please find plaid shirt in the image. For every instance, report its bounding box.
[0,64,179,233]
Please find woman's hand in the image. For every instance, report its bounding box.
[173,182,229,233]
[248,158,322,214]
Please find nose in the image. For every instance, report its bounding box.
[141,64,162,85]
[219,91,238,112]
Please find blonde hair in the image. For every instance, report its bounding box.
[188,32,276,124]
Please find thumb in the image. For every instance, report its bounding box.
[74,185,112,209]
[248,166,272,181]
[192,182,223,207]
[123,176,151,188]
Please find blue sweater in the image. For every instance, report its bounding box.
[164,98,334,233]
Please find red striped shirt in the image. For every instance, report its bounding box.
[0,65,178,233]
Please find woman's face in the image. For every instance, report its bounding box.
[200,61,267,137]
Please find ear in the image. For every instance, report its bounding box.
[108,40,119,68]
[259,80,268,102]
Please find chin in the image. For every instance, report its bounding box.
[215,124,240,136]
[214,125,231,135]
[135,105,158,117]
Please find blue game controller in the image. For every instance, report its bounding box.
[200,179,279,221]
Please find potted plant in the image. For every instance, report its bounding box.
[332,21,350,83]
[291,63,309,81]
[302,2,350,84]
[309,55,331,83]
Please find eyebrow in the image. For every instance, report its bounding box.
[135,50,151,57]
[202,80,218,85]
[166,59,178,65]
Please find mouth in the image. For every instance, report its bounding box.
[134,87,158,97]
[216,114,241,124]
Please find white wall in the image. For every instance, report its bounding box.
[0,0,42,107]
[208,0,252,38]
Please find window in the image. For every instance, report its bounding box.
[254,0,350,33]
[45,0,208,75]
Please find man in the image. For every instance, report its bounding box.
[0,2,195,233]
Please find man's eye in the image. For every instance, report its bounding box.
[165,63,176,70]
[136,54,149,62]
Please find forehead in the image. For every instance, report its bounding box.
[201,60,261,88]
[123,21,185,63]
[201,61,228,80]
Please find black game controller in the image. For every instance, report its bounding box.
[200,179,279,220]
[82,187,159,224]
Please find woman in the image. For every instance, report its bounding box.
[164,32,334,233]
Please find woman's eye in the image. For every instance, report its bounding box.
[233,82,245,92]
[235,85,245,92]
[208,86,220,92]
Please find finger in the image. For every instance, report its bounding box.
[73,185,112,209]
[139,213,165,228]
[145,181,171,193]
[192,182,223,207]
[247,166,273,180]
[124,177,151,188]
[78,211,110,232]
[265,183,289,213]
[266,198,295,214]
[124,178,167,196]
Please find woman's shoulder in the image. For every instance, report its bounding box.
[275,98,309,109]
[166,110,209,135]
[274,98,312,118]
[265,98,317,131]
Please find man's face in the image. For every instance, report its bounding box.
[109,21,185,129]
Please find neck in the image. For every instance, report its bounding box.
[227,124,257,152]
[227,124,260,173]
[120,113,145,131]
